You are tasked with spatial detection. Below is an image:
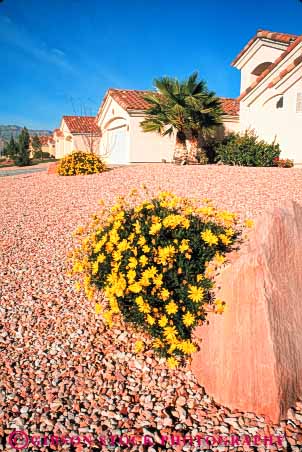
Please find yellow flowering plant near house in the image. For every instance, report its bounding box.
[71,191,247,368]
[57,151,106,176]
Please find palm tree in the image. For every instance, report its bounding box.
[140,72,223,164]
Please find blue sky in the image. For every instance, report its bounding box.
[0,0,301,130]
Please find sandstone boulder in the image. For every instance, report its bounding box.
[191,201,302,423]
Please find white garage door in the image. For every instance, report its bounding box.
[107,128,128,164]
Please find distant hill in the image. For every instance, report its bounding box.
[0,125,52,142]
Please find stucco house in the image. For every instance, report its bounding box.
[96,89,240,164]
[31,135,55,157]
[232,29,302,163]
[54,116,101,159]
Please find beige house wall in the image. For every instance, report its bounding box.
[98,94,240,164]
[239,41,302,163]
[98,97,130,163]
[54,119,100,159]
[235,39,288,93]
[129,114,175,162]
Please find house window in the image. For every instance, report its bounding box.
[276,96,284,109]
[296,93,302,113]
[251,62,272,76]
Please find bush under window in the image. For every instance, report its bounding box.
[215,131,281,167]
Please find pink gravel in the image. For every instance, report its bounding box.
[1,164,302,451]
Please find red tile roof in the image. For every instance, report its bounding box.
[238,35,302,101]
[232,29,298,67]
[62,116,101,135]
[39,135,52,145]
[100,89,239,117]
[107,89,152,111]
[220,97,240,116]
[53,128,64,137]
[268,53,302,88]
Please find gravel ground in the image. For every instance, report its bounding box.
[1,165,302,452]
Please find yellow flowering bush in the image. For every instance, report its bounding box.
[57,151,106,176]
[71,191,245,368]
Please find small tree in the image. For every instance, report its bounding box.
[140,72,223,164]
[31,135,43,160]
[6,136,18,160]
[15,127,31,166]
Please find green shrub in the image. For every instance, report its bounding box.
[57,151,106,176]
[215,131,281,166]
[71,191,247,368]
[196,149,209,165]
[34,151,52,159]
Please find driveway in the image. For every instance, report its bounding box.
[0,167,46,177]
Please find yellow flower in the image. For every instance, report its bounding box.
[244,219,254,228]
[72,261,83,273]
[160,288,170,301]
[165,301,178,315]
[128,282,142,293]
[182,311,195,327]
[135,295,151,314]
[95,303,102,315]
[94,236,107,253]
[112,250,122,262]
[198,206,215,216]
[182,218,190,229]
[113,220,122,230]
[163,326,178,342]
[128,256,138,268]
[134,220,141,234]
[162,214,183,229]
[225,227,234,237]
[188,285,205,303]
[139,303,151,314]
[146,315,156,325]
[157,245,176,265]
[105,242,114,253]
[127,269,136,283]
[149,222,162,235]
[201,229,218,246]
[109,230,119,244]
[139,255,148,267]
[134,340,144,353]
[74,226,84,235]
[219,234,231,245]
[139,274,151,287]
[158,315,169,327]
[179,239,190,253]
[177,340,197,354]
[74,281,81,292]
[214,252,226,266]
[143,266,157,279]
[142,244,150,253]
[153,273,163,288]
[97,253,106,264]
[128,232,135,243]
[103,311,113,326]
[138,236,146,246]
[196,274,203,282]
[109,297,120,314]
[117,239,130,252]
[153,338,163,348]
[215,298,226,314]
[167,356,179,369]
